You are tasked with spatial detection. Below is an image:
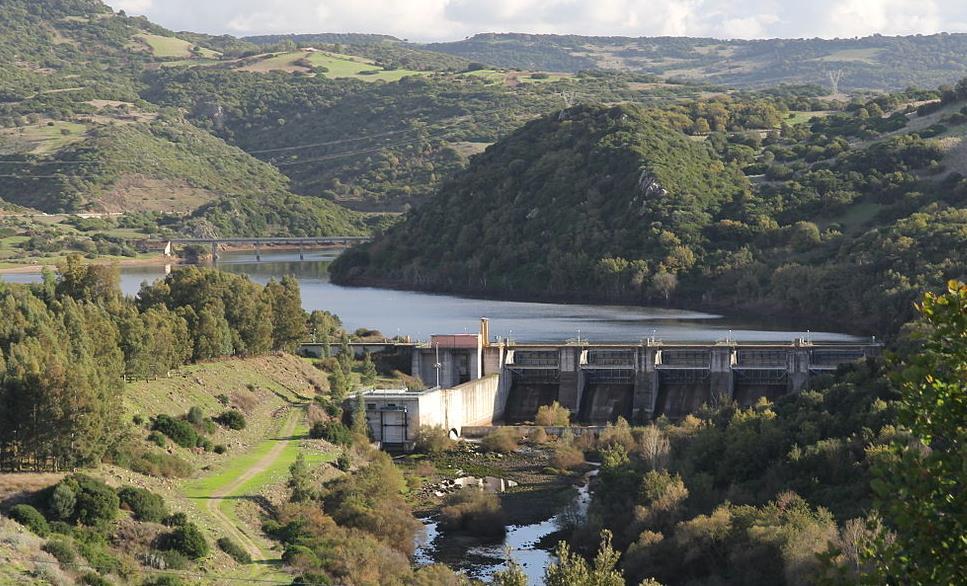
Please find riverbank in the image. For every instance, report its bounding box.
[0,252,171,274]
[403,439,592,582]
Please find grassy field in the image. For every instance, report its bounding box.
[815,48,884,64]
[241,50,426,81]
[785,110,833,126]
[0,120,88,155]
[135,33,220,59]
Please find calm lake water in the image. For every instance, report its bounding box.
[1,250,859,343]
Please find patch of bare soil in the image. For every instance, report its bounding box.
[95,175,218,213]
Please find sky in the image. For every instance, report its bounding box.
[108,0,967,42]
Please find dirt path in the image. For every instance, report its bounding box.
[204,409,300,561]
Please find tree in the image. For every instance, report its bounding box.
[266,276,306,351]
[869,281,966,584]
[545,530,625,586]
[361,352,378,388]
[288,452,313,503]
[651,271,678,303]
[55,255,119,304]
[492,558,528,586]
[352,392,369,437]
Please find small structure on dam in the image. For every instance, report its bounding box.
[311,319,880,445]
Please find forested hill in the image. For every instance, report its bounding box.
[333,89,967,335]
[424,33,967,91]
[330,103,751,298]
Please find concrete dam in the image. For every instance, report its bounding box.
[303,320,880,447]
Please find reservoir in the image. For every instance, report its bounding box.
[1,250,859,343]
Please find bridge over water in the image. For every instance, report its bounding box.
[159,236,370,261]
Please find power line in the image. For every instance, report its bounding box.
[0,108,504,180]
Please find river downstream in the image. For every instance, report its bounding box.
[0,250,859,343]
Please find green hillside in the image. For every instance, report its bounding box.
[333,91,967,334]
[331,103,750,295]
[143,69,698,211]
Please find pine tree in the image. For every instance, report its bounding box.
[353,392,369,437]
[288,452,313,503]
[361,352,378,388]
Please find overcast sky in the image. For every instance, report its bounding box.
[108,0,967,42]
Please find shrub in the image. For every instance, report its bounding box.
[142,577,184,586]
[215,410,246,430]
[51,475,118,527]
[197,437,213,452]
[132,415,145,426]
[186,406,204,426]
[146,431,167,447]
[552,444,585,470]
[128,451,193,478]
[535,401,571,426]
[165,522,209,559]
[217,537,252,564]
[481,428,519,453]
[75,533,126,576]
[309,421,353,445]
[164,512,187,527]
[529,427,549,444]
[598,417,635,452]
[117,487,168,523]
[43,538,77,566]
[159,549,190,569]
[151,414,198,448]
[439,489,506,539]
[81,572,112,586]
[414,425,454,453]
[336,452,351,471]
[50,482,76,521]
[216,393,230,406]
[9,504,49,536]
[213,444,227,454]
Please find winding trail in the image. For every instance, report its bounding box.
[201,409,301,562]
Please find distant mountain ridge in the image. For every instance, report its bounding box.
[424,32,967,91]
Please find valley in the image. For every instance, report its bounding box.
[0,2,964,585]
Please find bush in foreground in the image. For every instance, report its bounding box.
[8,504,49,536]
[309,421,353,445]
[552,443,586,470]
[117,486,168,523]
[414,425,454,454]
[165,522,209,559]
[214,410,247,430]
[151,415,198,449]
[217,536,252,564]
[49,475,119,527]
[535,401,571,426]
[439,488,506,539]
[481,428,519,453]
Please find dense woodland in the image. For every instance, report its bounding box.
[0,257,307,471]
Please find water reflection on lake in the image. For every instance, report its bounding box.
[1,250,860,343]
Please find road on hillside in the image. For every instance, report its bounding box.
[203,409,300,562]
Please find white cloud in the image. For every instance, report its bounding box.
[102,0,967,41]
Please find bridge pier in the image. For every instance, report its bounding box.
[709,346,735,406]
[633,346,660,423]
[255,241,261,262]
[299,242,305,261]
[210,240,219,263]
